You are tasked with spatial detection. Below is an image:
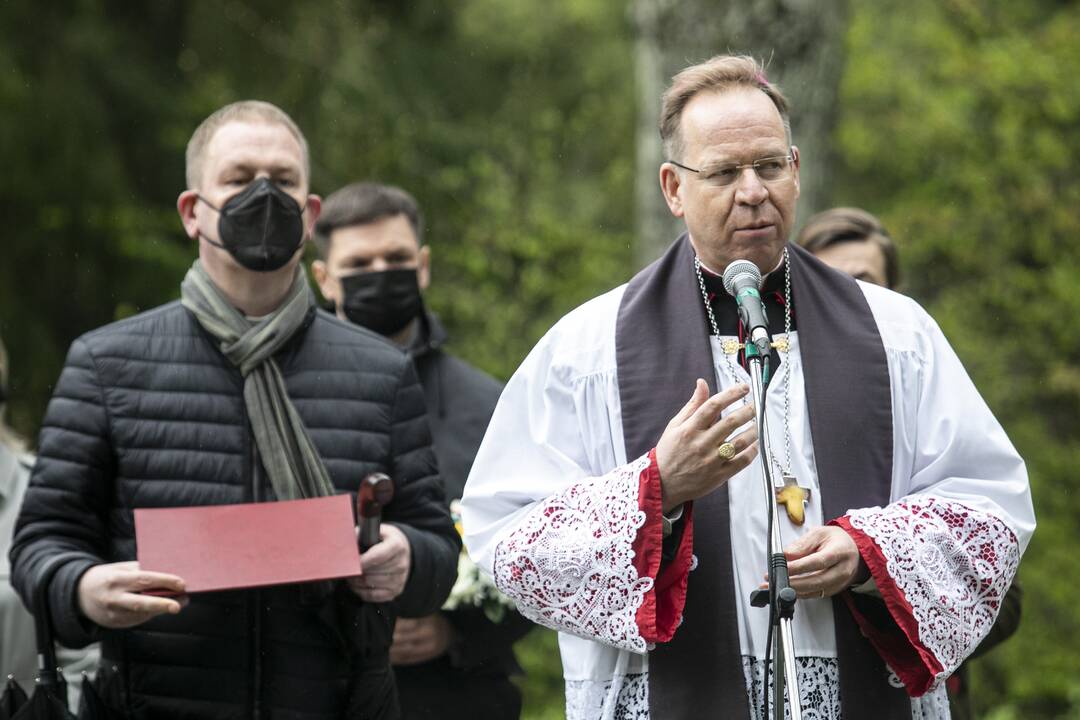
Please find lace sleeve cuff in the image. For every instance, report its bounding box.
[492,453,659,652]
[831,497,1020,697]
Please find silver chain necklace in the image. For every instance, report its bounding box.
[693,248,795,479]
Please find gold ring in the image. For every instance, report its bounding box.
[717,442,737,461]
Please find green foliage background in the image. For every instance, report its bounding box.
[836,2,1080,717]
[0,0,1076,717]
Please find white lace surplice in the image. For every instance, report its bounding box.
[492,454,655,654]
[462,281,1034,719]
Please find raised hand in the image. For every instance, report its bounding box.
[655,378,759,513]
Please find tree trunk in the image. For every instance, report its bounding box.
[632,0,850,266]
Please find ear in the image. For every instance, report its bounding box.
[790,146,801,199]
[659,163,685,218]
[302,194,322,242]
[417,245,431,292]
[177,190,201,241]
[311,259,339,306]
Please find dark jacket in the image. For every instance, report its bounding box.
[9,301,460,720]
[393,313,533,720]
[409,313,503,503]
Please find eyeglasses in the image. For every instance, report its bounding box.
[668,153,795,187]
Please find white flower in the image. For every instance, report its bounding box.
[443,499,515,621]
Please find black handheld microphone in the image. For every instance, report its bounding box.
[722,260,772,358]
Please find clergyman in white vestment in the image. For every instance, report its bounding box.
[461,55,1034,720]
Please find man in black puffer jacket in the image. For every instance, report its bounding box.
[9,101,459,720]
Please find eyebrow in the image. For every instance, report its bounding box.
[218,161,301,177]
[699,151,789,171]
[338,245,416,265]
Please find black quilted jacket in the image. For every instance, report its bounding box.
[9,301,459,720]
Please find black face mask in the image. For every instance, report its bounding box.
[199,178,306,273]
[339,269,423,337]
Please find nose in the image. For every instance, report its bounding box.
[733,167,768,206]
[370,258,390,272]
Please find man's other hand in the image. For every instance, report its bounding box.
[389,613,456,666]
[655,378,759,513]
[347,523,412,603]
[778,526,866,599]
[77,561,188,628]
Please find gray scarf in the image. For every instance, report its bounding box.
[181,261,336,501]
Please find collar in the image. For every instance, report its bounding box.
[406,306,448,360]
[698,254,787,299]
[698,254,794,343]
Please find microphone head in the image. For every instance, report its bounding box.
[722,259,762,296]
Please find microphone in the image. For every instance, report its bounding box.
[722,260,772,358]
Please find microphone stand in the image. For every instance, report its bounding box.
[745,336,802,720]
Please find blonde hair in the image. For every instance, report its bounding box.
[660,54,791,161]
[0,335,26,453]
[185,100,310,189]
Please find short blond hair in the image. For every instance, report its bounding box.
[660,54,791,161]
[185,100,310,189]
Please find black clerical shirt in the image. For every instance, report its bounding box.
[699,263,796,382]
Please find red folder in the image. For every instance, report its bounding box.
[135,494,362,594]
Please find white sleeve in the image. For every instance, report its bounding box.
[893,308,1034,546]
[460,320,663,653]
[840,296,1034,695]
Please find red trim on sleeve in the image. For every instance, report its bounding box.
[632,448,695,644]
[831,515,944,697]
[653,496,694,641]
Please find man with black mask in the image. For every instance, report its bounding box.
[10,102,459,719]
[313,183,533,720]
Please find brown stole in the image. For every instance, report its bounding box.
[615,236,909,718]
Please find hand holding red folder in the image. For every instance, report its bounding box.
[77,560,189,628]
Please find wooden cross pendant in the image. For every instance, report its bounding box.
[775,473,811,526]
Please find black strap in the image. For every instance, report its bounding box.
[788,244,907,718]
[32,551,92,704]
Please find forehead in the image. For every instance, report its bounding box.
[327,215,420,262]
[202,120,306,178]
[679,87,788,162]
